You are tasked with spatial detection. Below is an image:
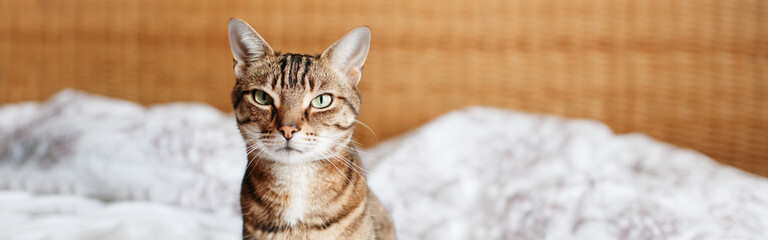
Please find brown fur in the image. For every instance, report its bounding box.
[228,19,395,240]
[239,149,395,239]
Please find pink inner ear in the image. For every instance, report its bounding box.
[228,19,274,78]
[233,61,247,78]
[321,27,370,85]
[346,69,362,85]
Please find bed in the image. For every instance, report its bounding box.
[2,91,766,240]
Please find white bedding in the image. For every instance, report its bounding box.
[1,90,767,240]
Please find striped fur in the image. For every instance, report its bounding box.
[228,19,395,240]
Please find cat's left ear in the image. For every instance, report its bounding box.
[321,27,371,86]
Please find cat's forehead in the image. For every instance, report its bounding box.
[240,53,349,93]
[271,53,318,89]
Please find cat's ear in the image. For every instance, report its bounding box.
[321,27,371,86]
[228,18,274,78]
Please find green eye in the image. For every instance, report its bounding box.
[311,94,333,109]
[252,90,273,105]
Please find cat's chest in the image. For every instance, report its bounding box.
[271,163,318,226]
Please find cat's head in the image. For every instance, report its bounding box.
[227,18,370,163]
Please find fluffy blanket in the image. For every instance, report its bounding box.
[1,90,767,240]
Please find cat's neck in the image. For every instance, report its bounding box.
[243,145,364,185]
[241,145,368,227]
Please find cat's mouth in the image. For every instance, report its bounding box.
[277,146,304,153]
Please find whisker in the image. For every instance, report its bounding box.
[244,147,267,180]
[313,134,365,148]
[245,143,261,155]
[355,119,378,142]
[312,135,374,170]
[321,154,361,198]
[328,150,370,183]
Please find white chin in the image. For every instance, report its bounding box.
[264,148,318,163]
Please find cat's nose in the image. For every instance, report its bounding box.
[278,125,300,140]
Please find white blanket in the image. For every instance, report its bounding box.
[1,90,767,240]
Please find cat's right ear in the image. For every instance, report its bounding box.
[228,18,274,78]
[321,27,371,87]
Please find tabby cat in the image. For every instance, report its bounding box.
[227,18,396,240]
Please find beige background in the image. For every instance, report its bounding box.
[1,0,766,176]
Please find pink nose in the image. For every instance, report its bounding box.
[278,125,300,139]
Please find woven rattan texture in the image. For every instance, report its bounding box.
[1,1,766,176]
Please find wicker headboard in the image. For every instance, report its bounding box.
[1,1,766,176]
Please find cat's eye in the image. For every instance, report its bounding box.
[252,90,273,105]
[311,94,333,109]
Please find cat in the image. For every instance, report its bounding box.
[227,18,396,240]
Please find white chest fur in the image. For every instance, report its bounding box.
[272,163,317,226]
